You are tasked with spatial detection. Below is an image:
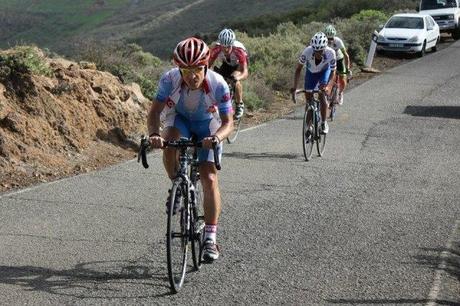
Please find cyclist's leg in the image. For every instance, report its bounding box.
[193,118,222,260]
[336,59,347,104]
[318,68,331,121]
[163,113,191,179]
[305,69,321,122]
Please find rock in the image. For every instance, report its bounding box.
[79,61,97,70]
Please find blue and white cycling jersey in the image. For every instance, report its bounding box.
[155,68,232,162]
[156,68,232,121]
[299,46,337,73]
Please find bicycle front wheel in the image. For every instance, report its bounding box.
[190,179,205,270]
[302,107,314,161]
[166,181,188,293]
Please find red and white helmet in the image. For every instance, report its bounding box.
[310,32,328,51]
[173,37,210,67]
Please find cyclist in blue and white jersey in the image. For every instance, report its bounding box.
[148,37,234,262]
[291,32,336,134]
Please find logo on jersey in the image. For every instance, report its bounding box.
[222,93,231,102]
[166,98,175,108]
[207,104,218,113]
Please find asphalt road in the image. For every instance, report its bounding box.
[0,40,459,305]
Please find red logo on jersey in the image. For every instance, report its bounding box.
[207,104,218,113]
[223,93,231,102]
[166,99,175,108]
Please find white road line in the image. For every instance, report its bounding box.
[426,219,460,306]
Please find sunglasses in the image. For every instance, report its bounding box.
[180,66,205,75]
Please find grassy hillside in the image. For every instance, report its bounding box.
[0,0,308,57]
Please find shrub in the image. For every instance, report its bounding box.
[0,46,52,77]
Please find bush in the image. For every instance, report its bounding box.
[0,46,52,78]
[76,42,166,99]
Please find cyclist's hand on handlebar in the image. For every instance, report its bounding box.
[149,134,164,149]
[202,136,219,149]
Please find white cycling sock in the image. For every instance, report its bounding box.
[204,224,217,243]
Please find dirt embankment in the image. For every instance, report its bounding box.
[0,48,149,191]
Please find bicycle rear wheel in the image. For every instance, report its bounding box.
[166,181,188,293]
[316,117,327,157]
[329,86,338,121]
[190,179,205,270]
[227,102,243,144]
[302,107,314,161]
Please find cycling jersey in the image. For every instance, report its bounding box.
[155,68,231,163]
[328,37,345,60]
[156,68,232,121]
[299,46,336,73]
[210,41,248,67]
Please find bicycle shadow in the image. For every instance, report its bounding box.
[223,151,300,161]
[0,259,174,299]
[404,105,460,120]
[325,244,460,305]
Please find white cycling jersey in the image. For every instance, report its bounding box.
[299,46,336,73]
[328,37,345,60]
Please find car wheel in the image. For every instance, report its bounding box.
[432,36,439,52]
[418,41,426,58]
[453,28,460,40]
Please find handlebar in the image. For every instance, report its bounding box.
[137,136,221,170]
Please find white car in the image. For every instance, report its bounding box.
[376,13,440,57]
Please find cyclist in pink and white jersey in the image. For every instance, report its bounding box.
[148,37,234,262]
[209,28,249,119]
[291,32,337,134]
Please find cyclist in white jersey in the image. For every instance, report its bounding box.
[148,37,234,262]
[291,32,336,134]
[324,25,351,105]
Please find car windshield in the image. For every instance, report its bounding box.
[385,17,424,29]
[421,0,457,10]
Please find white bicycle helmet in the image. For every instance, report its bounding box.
[310,32,328,51]
[324,25,337,38]
[218,28,236,47]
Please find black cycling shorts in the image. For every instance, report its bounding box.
[214,62,238,80]
[337,58,347,75]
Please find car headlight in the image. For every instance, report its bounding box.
[408,36,419,43]
[377,34,385,42]
[448,15,455,20]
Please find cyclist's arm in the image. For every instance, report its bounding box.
[233,61,248,81]
[147,99,165,136]
[209,46,220,69]
[340,47,351,70]
[216,112,234,141]
[292,63,303,92]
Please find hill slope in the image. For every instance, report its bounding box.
[0,46,149,191]
[0,0,308,57]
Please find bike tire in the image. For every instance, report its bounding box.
[190,179,204,270]
[166,181,188,293]
[329,86,338,122]
[302,107,314,161]
[316,112,327,157]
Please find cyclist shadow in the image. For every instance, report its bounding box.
[0,258,173,299]
[224,151,301,161]
[404,105,460,120]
